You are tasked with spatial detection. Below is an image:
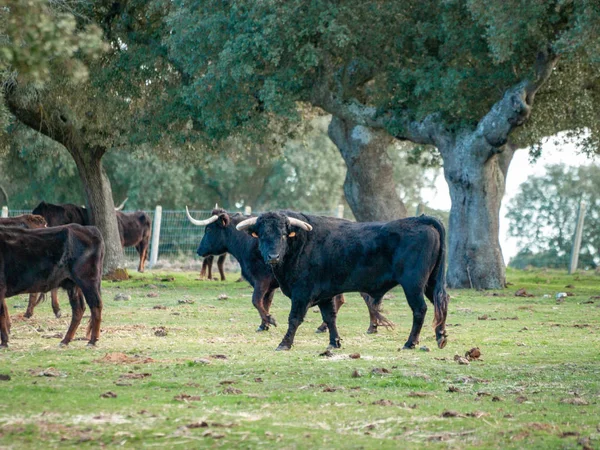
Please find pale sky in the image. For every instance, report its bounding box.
[422,136,597,263]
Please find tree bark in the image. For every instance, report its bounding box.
[443,140,515,289]
[328,116,408,221]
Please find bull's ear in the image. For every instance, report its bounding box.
[251,232,258,238]
[288,231,296,238]
[219,213,231,227]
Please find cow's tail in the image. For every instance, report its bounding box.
[421,216,449,349]
[35,293,46,306]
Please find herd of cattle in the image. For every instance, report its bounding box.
[0,202,449,352]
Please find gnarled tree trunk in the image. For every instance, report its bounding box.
[328,116,408,221]
[443,141,515,289]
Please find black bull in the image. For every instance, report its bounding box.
[0,224,104,347]
[188,208,392,333]
[237,211,449,351]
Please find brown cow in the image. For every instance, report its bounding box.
[0,224,104,348]
[0,215,62,319]
[199,254,227,281]
[116,211,152,272]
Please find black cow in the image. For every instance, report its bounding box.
[199,254,227,281]
[0,215,62,319]
[186,207,392,333]
[0,224,104,347]
[237,211,449,351]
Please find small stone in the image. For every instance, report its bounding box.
[147,292,159,298]
[194,358,211,365]
[454,355,470,365]
[218,294,229,300]
[351,370,362,378]
[153,327,167,337]
[100,391,117,398]
[178,299,195,304]
[114,293,131,301]
[419,346,431,352]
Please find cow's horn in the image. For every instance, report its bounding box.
[236,217,258,231]
[115,197,128,211]
[288,217,313,231]
[185,206,219,226]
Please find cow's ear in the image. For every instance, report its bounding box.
[220,213,231,227]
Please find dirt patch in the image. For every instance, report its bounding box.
[94,353,154,364]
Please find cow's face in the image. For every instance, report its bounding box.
[196,213,230,257]
[250,213,301,266]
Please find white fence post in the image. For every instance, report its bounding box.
[1,206,8,218]
[149,205,162,268]
[244,205,252,215]
[336,204,344,218]
[569,200,587,274]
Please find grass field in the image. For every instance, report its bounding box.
[1,268,599,449]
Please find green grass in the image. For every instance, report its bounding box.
[1,268,599,449]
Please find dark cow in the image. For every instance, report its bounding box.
[115,211,151,272]
[0,224,104,347]
[237,211,449,351]
[199,254,227,281]
[0,214,47,229]
[0,215,62,319]
[186,207,391,333]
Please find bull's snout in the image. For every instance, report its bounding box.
[267,253,280,264]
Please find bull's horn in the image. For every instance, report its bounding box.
[288,217,313,231]
[215,203,219,209]
[115,197,128,211]
[236,217,258,231]
[185,206,219,226]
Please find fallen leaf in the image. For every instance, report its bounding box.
[100,391,117,398]
[153,327,167,337]
[219,380,236,385]
[0,374,10,381]
[454,355,470,365]
[349,353,361,359]
[161,277,175,282]
[492,396,503,402]
[147,292,159,298]
[465,347,481,360]
[223,387,242,394]
[478,315,488,320]
[119,373,152,380]
[372,399,394,406]
[515,396,528,404]
[187,421,209,429]
[448,386,461,393]
[560,431,580,438]
[515,288,534,297]
[319,350,333,357]
[210,354,228,360]
[466,411,489,418]
[153,305,166,310]
[371,367,390,375]
[351,370,362,378]
[561,397,589,405]
[441,410,463,418]
[408,392,432,397]
[174,393,202,402]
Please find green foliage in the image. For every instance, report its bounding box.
[507,163,600,269]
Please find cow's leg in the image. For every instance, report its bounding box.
[60,288,86,347]
[79,285,102,346]
[401,287,428,350]
[217,254,226,281]
[199,256,212,280]
[362,293,394,334]
[318,298,341,349]
[253,283,277,331]
[136,240,149,273]
[316,294,345,333]
[276,299,310,351]
[51,289,61,318]
[0,289,9,348]
[24,293,40,318]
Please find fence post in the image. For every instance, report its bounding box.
[569,200,587,274]
[1,206,7,218]
[336,204,344,218]
[244,205,252,215]
[149,205,162,268]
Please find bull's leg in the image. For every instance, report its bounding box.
[60,288,86,347]
[263,288,277,328]
[318,298,341,349]
[276,299,310,351]
[79,285,102,346]
[0,289,9,347]
[401,287,428,350]
[253,283,276,331]
[316,294,345,333]
[51,289,61,318]
[24,293,40,318]
[217,254,226,281]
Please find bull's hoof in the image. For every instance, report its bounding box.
[86,342,97,348]
[23,312,33,319]
[366,326,378,334]
[437,336,448,349]
[268,316,277,327]
[276,344,291,351]
[401,343,416,350]
[315,326,327,334]
[0,343,8,349]
[59,341,69,348]
[256,325,269,332]
[327,341,341,350]
[54,310,62,319]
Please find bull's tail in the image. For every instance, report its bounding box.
[421,216,449,348]
[363,294,395,329]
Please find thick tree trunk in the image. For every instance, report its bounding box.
[70,148,126,276]
[443,142,515,289]
[328,116,408,221]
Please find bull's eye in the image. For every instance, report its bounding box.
[251,232,258,238]
[288,232,296,238]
